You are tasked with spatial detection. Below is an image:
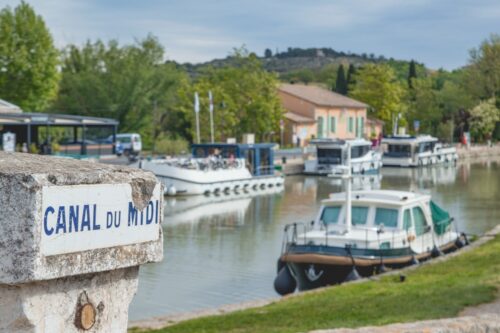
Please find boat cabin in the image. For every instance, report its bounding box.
[191,143,276,176]
[309,190,453,250]
[311,139,372,165]
[382,135,438,159]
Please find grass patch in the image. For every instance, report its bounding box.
[140,235,500,333]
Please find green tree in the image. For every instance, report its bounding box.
[54,35,185,148]
[469,98,500,142]
[335,65,347,95]
[346,64,356,93]
[406,78,441,135]
[177,47,284,142]
[0,1,59,111]
[465,34,500,100]
[408,60,417,89]
[349,64,405,133]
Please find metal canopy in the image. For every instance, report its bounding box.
[0,112,118,126]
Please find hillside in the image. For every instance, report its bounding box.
[180,47,426,83]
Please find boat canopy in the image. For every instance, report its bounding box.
[430,201,452,235]
[191,143,276,176]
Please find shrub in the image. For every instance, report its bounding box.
[154,136,189,156]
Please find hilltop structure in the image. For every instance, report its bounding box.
[278,83,383,146]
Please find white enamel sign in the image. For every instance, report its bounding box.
[41,183,161,256]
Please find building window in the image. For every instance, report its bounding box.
[317,116,324,138]
[348,117,354,133]
[330,116,336,133]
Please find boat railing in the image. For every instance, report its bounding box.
[256,165,276,176]
[282,222,437,251]
[281,222,312,254]
[161,157,246,171]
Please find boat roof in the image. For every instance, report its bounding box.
[192,143,276,149]
[324,190,430,206]
[382,135,438,144]
[310,138,371,147]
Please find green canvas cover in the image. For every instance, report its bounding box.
[430,201,452,235]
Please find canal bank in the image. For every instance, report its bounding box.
[129,225,500,332]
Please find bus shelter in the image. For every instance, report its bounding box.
[0,112,118,157]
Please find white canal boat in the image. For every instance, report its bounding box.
[382,135,458,167]
[139,143,284,196]
[304,139,382,175]
[274,189,467,295]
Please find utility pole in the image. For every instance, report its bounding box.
[194,92,200,144]
[209,91,214,143]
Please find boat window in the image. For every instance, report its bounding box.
[418,142,435,153]
[412,206,428,236]
[375,208,399,228]
[321,206,341,225]
[385,144,411,158]
[317,148,342,165]
[259,148,271,175]
[352,206,369,225]
[351,145,370,158]
[403,209,412,231]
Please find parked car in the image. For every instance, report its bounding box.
[115,133,142,156]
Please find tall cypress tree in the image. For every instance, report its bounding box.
[408,60,417,89]
[346,64,356,93]
[335,64,347,95]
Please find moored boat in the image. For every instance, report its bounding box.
[382,135,458,167]
[274,189,467,295]
[139,143,284,196]
[304,139,382,175]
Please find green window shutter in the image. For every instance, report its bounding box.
[331,117,336,133]
[348,117,353,133]
[317,116,324,138]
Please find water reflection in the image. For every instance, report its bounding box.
[130,159,500,321]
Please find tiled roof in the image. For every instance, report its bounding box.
[284,111,316,123]
[279,83,368,109]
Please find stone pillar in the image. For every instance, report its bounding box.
[0,152,163,333]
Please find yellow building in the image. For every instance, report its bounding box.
[278,83,383,146]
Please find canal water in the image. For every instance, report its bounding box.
[129,159,500,321]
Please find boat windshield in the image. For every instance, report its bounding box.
[321,206,341,225]
[384,144,411,158]
[352,206,369,225]
[351,145,370,158]
[374,208,399,228]
[317,148,342,165]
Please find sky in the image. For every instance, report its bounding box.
[1,0,499,70]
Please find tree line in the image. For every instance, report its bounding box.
[0,2,499,152]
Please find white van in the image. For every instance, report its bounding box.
[115,133,142,156]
